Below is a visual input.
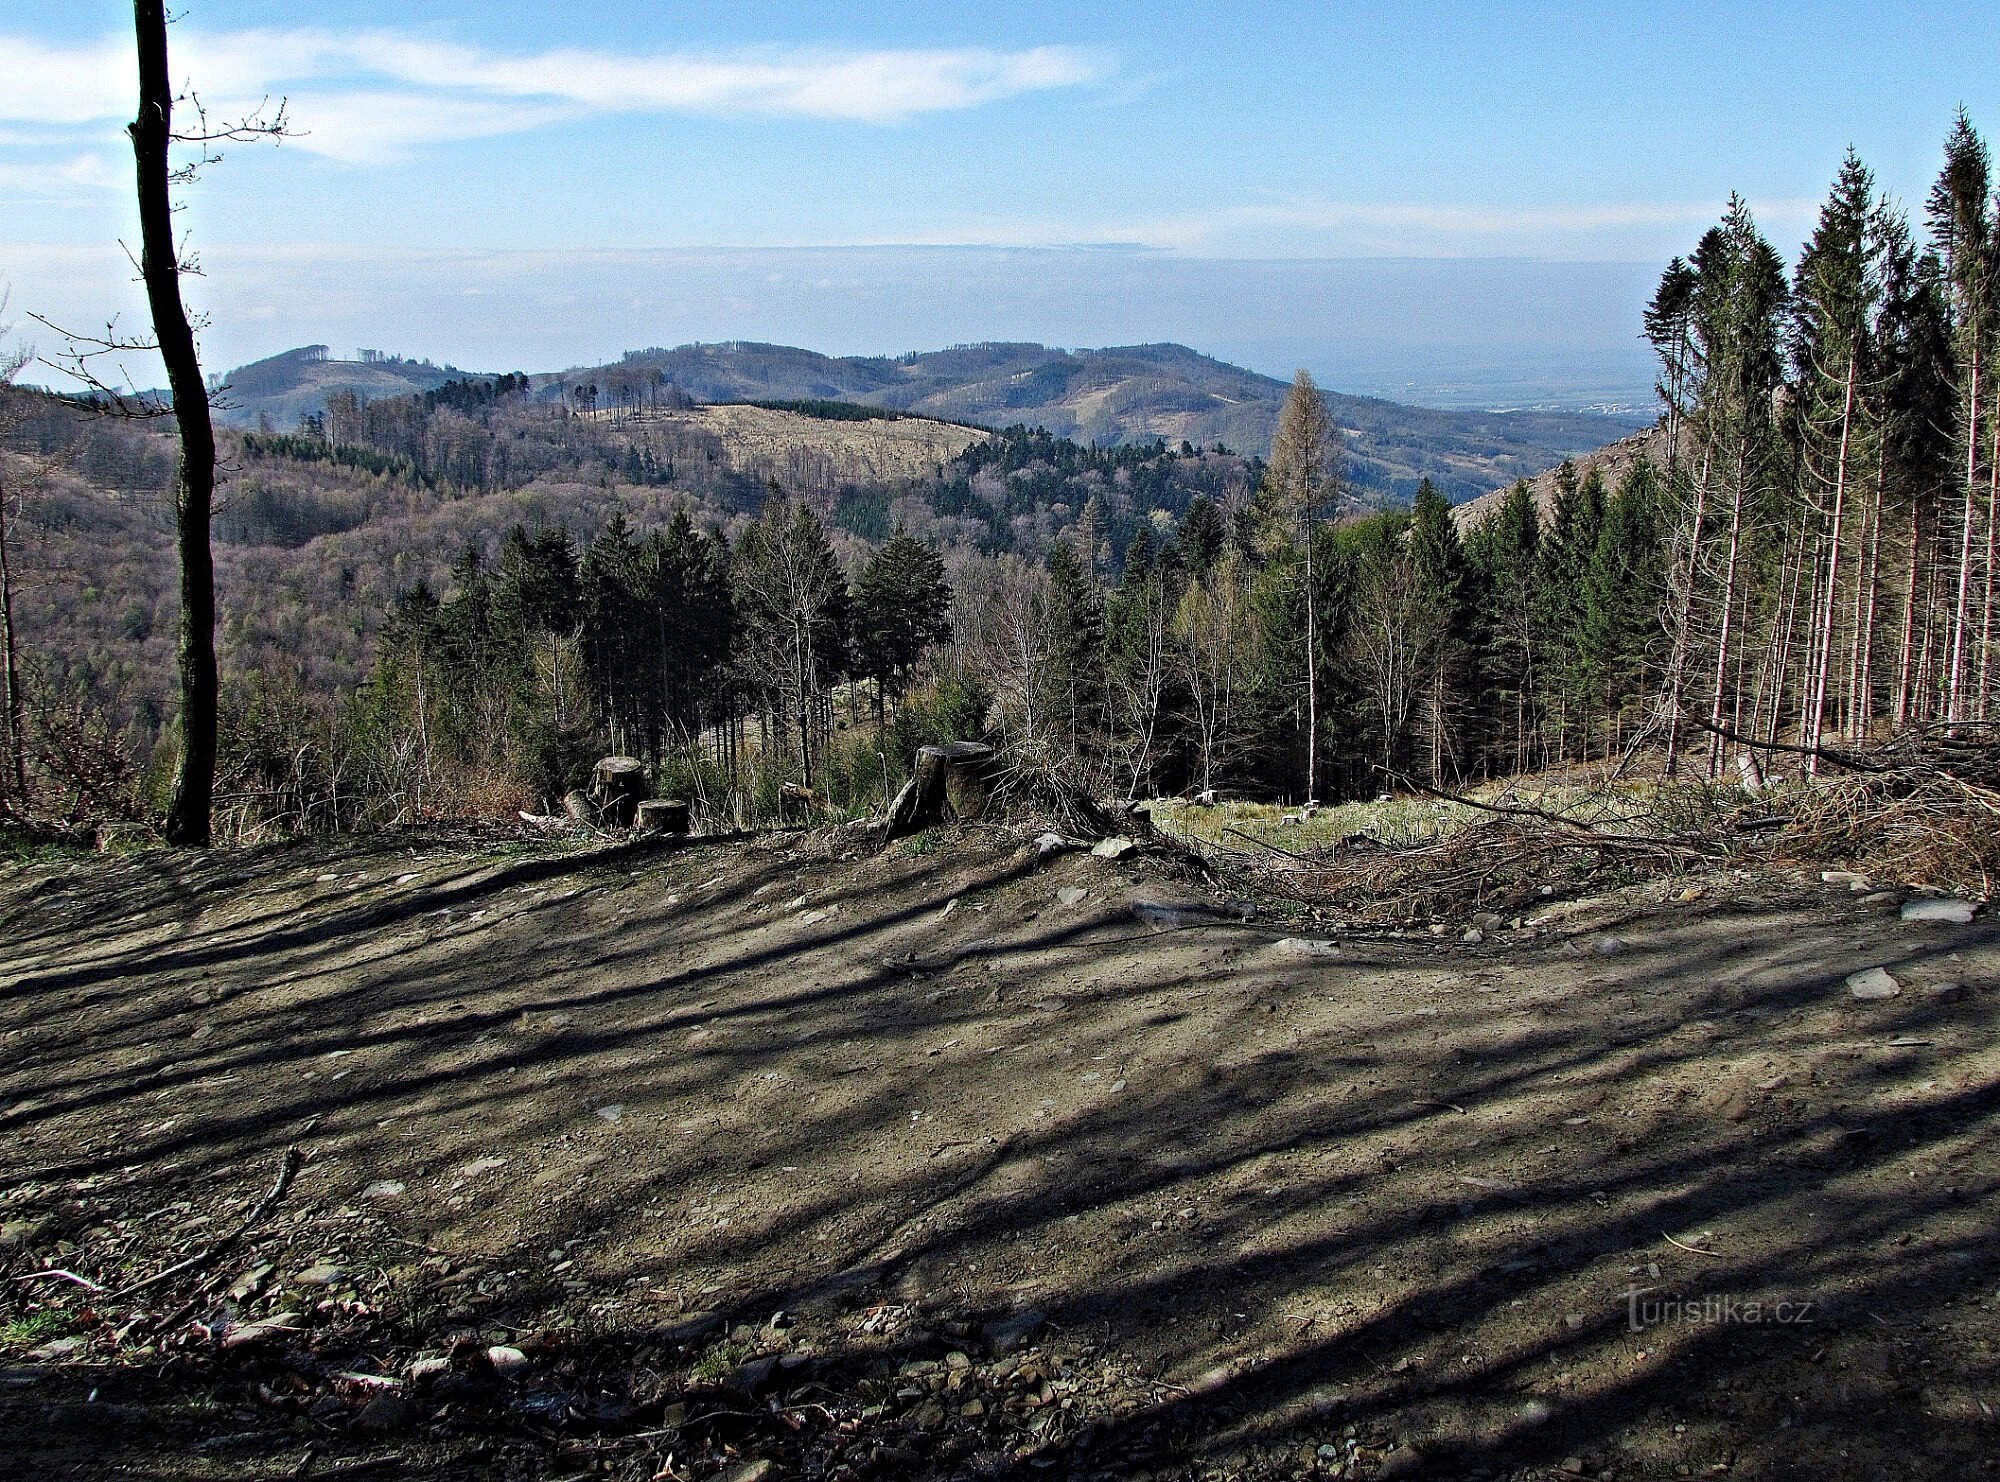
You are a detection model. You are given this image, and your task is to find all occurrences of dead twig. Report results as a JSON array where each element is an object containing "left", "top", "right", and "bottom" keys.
[
  {"left": 111, "top": 1144, "right": 303, "bottom": 1302},
  {"left": 1661, "top": 1230, "right": 1724, "bottom": 1259}
]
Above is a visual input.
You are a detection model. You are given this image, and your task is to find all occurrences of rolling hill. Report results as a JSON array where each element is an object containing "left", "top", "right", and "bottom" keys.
[
  {"left": 214, "top": 339, "right": 1647, "bottom": 506},
  {"left": 214, "top": 346, "right": 472, "bottom": 430}
]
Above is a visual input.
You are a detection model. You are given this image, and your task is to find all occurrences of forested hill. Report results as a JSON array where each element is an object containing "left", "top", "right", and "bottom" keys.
[
  {"left": 216, "top": 346, "right": 469, "bottom": 431},
  {"left": 213, "top": 339, "right": 1641, "bottom": 507}
]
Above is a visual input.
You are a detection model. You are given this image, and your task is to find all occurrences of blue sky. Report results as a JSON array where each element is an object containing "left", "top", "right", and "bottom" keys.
[{"left": 3, "top": 2, "right": 1995, "bottom": 404}]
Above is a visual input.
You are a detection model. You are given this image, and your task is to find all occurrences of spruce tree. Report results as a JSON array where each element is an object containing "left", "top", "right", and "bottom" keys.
[{"left": 854, "top": 532, "right": 953, "bottom": 726}]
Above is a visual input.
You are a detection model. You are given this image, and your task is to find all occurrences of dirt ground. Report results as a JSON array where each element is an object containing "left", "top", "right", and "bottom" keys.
[{"left": 1, "top": 823, "right": 1996, "bottom": 1481}]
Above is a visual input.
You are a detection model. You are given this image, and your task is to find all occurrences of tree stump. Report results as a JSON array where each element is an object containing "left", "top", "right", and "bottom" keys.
[
  {"left": 636, "top": 798, "right": 691, "bottom": 834},
  {"left": 562, "top": 789, "right": 595, "bottom": 824},
  {"left": 589, "top": 756, "right": 648, "bottom": 827},
  {"left": 881, "top": 741, "right": 997, "bottom": 836}
]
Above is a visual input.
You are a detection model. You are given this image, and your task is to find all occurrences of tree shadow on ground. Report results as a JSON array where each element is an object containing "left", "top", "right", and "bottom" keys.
[{"left": 1, "top": 828, "right": 1995, "bottom": 1480}]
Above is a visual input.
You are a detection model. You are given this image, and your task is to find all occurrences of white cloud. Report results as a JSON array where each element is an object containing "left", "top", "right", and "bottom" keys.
[
  {"left": 0, "top": 150, "right": 122, "bottom": 199},
  {"left": 0, "top": 27, "right": 1109, "bottom": 165},
  {"left": 0, "top": 35, "right": 130, "bottom": 125}
]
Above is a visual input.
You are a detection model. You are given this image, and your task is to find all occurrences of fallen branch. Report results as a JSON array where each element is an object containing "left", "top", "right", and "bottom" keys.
[
  {"left": 1391, "top": 772, "right": 1703, "bottom": 854},
  {"left": 1680, "top": 713, "right": 1883, "bottom": 774},
  {"left": 1218, "top": 825, "right": 1311, "bottom": 860},
  {"left": 111, "top": 1144, "right": 303, "bottom": 1302}
]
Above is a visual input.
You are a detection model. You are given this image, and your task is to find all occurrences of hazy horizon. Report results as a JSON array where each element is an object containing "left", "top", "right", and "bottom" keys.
[
  {"left": 5, "top": 3, "right": 1993, "bottom": 417},
  {"left": 10, "top": 245, "right": 1663, "bottom": 416}
]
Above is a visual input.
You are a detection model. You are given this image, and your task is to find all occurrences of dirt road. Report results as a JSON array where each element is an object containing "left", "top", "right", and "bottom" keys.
[{"left": 1, "top": 827, "right": 1995, "bottom": 1479}]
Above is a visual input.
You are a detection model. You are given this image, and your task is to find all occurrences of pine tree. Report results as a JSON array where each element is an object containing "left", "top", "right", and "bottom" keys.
[
  {"left": 1658, "top": 198, "right": 1787, "bottom": 775},
  {"left": 1533, "top": 464, "right": 1606, "bottom": 759},
  {"left": 646, "top": 508, "right": 733, "bottom": 751}
]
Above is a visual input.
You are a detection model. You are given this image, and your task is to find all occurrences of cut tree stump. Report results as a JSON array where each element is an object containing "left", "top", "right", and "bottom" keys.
[
  {"left": 589, "top": 756, "right": 648, "bottom": 827},
  {"left": 881, "top": 742, "right": 997, "bottom": 837},
  {"left": 636, "top": 798, "right": 691, "bottom": 834},
  {"left": 562, "top": 790, "right": 595, "bottom": 824}
]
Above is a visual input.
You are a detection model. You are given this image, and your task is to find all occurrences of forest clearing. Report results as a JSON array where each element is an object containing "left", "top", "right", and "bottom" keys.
[{"left": 2, "top": 814, "right": 1995, "bottom": 1480}]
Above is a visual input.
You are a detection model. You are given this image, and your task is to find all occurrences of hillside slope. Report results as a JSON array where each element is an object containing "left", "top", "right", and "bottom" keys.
[
  {"left": 1450, "top": 422, "right": 1669, "bottom": 532},
  {"left": 1, "top": 828, "right": 1993, "bottom": 1480}
]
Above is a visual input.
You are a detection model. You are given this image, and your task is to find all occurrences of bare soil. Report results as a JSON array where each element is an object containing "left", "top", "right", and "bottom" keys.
[{"left": 1, "top": 826, "right": 1996, "bottom": 1481}]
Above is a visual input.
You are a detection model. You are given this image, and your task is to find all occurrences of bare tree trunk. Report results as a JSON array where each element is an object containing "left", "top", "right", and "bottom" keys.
[
  {"left": 1303, "top": 513, "right": 1318, "bottom": 802},
  {"left": 0, "top": 470, "right": 25, "bottom": 803},
  {"left": 1805, "top": 365, "right": 1855, "bottom": 762},
  {"left": 1946, "top": 340, "right": 1981, "bottom": 721},
  {"left": 1852, "top": 445, "right": 1886, "bottom": 743},
  {"left": 1706, "top": 449, "right": 1748, "bottom": 779},
  {"left": 1757, "top": 501, "right": 1811, "bottom": 743},
  {"left": 131, "top": 0, "right": 218, "bottom": 846},
  {"left": 1662, "top": 443, "right": 1713, "bottom": 776},
  {"left": 1893, "top": 491, "right": 1924, "bottom": 729},
  {"left": 1978, "top": 413, "right": 2000, "bottom": 719}
]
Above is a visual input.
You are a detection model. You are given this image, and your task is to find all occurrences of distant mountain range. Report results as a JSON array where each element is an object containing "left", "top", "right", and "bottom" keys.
[{"left": 212, "top": 339, "right": 1650, "bottom": 505}]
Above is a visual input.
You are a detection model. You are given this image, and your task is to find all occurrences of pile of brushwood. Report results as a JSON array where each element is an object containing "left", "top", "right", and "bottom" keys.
[
  {"left": 1189, "top": 722, "right": 2000, "bottom": 924},
  {"left": 1777, "top": 720, "right": 2000, "bottom": 899}
]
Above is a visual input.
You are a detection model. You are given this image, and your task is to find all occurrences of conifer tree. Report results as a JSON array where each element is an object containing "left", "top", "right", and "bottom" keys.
[
  {"left": 1466, "top": 481, "right": 1542, "bottom": 774},
  {"left": 1928, "top": 111, "right": 1995, "bottom": 720},
  {"left": 854, "top": 531, "right": 953, "bottom": 728},
  {"left": 1407, "top": 479, "right": 1471, "bottom": 780}
]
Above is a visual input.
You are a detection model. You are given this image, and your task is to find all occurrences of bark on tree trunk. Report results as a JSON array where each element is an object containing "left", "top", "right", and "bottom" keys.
[
  {"left": 131, "top": 0, "right": 218, "bottom": 847},
  {"left": 0, "top": 470, "right": 25, "bottom": 804}
]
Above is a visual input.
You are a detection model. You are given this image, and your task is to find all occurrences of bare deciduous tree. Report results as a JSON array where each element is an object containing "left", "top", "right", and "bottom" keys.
[{"left": 1265, "top": 369, "right": 1341, "bottom": 802}]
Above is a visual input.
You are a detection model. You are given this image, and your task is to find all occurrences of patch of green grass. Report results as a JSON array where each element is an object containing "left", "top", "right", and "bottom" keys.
[
  {"left": 690, "top": 1338, "right": 754, "bottom": 1382},
  {"left": 897, "top": 830, "right": 941, "bottom": 858},
  {"left": 1153, "top": 796, "right": 1472, "bottom": 853},
  {"left": 0, "top": 1311, "right": 65, "bottom": 1347}
]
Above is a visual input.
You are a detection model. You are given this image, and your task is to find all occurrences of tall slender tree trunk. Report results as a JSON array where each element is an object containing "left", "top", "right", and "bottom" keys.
[
  {"left": 1852, "top": 445, "right": 1887, "bottom": 742},
  {"left": 1759, "top": 504, "right": 1811, "bottom": 743},
  {"left": 1978, "top": 413, "right": 2000, "bottom": 718},
  {"left": 0, "top": 472, "right": 25, "bottom": 804},
  {"left": 1706, "top": 448, "right": 1748, "bottom": 778},
  {"left": 1946, "top": 341, "right": 1981, "bottom": 720},
  {"left": 1894, "top": 493, "right": 1924, "bottom": 728},
  {"left": 1805, "top": 357, "right": 1858, "bottom": 762},
  {"left": 1663, "top": 443, "right": 1713, "bottom": 775},
  {"left": 131, "top": 0, "right": 219, "bottom": 846},
  {"left": 1303, "top": 512, "right": 1318, "bottom": 802}
]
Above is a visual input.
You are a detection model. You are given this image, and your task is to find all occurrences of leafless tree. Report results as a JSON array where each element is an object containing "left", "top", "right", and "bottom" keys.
[
  {"left": 31, "top": 2, "right": 289, "bottom": 844},
  {"left": 1265, "top": 369, "right": 1342, "bottom": 802}
]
